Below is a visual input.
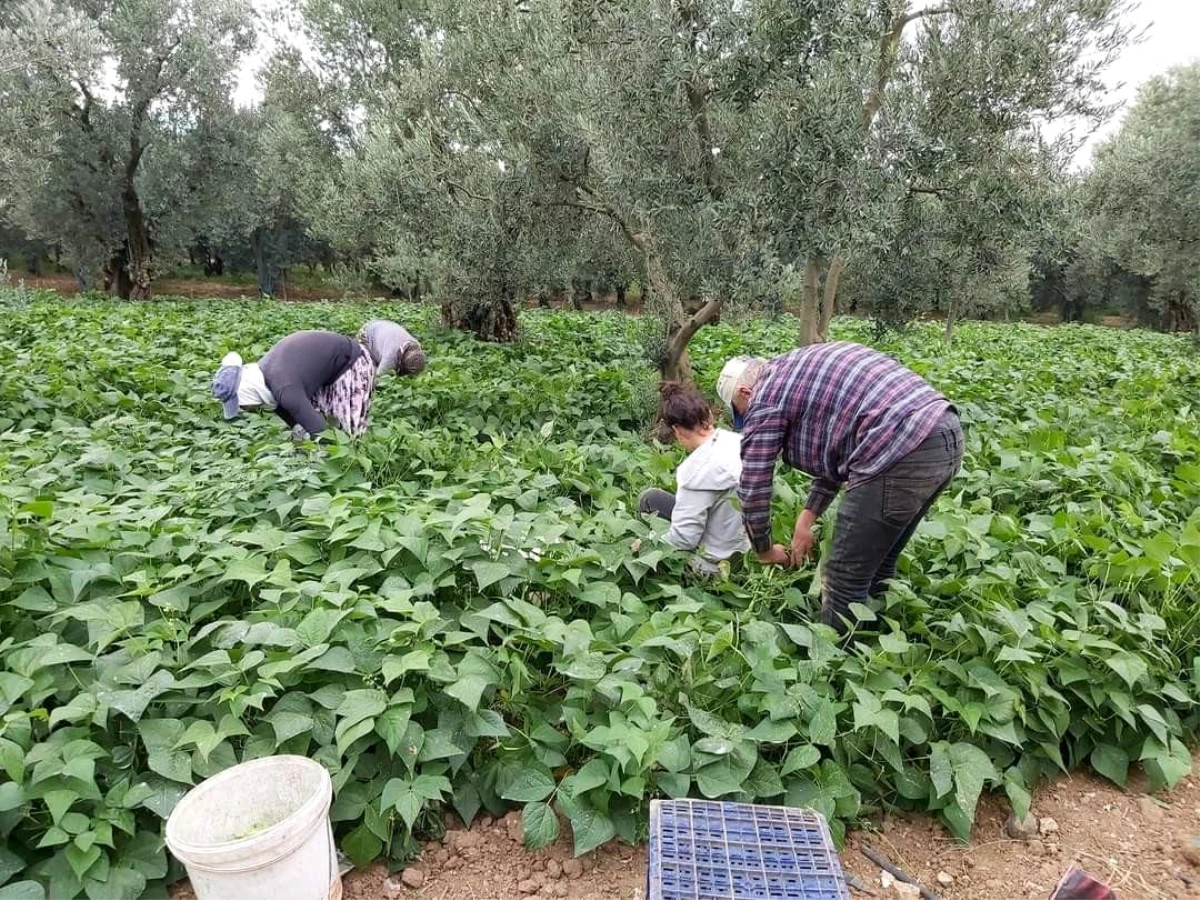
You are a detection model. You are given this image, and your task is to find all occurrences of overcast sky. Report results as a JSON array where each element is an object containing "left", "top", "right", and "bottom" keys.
[
  {"left": 233, "top": 0, "right": 1199, "bottom": 169},
  {"left": 1072, "top": 0, "right": 1200, "bottom": 165}
]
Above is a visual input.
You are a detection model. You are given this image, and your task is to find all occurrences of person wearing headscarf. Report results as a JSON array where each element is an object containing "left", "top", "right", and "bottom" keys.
[
  {"left": 357, "top": 319, "right": 427, "bottom": 377},
  {"left": 210, "top": 330, "right": 376, "bottom": 439}
]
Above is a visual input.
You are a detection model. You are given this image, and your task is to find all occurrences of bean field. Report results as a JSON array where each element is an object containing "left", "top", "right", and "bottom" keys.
[{"left": 1, "top": 298, "right": 1198, "bottom": 899}]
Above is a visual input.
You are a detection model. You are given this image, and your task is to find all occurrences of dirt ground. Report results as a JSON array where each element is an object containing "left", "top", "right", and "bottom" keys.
[
  {"left": 324, "top": 753, "right": 1200, "bottom": 900},
  {"left": 18, "top": 273, "right": 358, "bottom": 302}
]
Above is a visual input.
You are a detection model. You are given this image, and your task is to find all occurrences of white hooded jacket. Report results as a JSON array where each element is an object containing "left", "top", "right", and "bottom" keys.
[{"left": 664, "top": 429, "right": 751, "bottom": 570}]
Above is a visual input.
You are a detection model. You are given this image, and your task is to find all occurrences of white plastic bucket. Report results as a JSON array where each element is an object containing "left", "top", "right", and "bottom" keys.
[{"left": 165, "top": 755, "right": 341, "bottom": 900}]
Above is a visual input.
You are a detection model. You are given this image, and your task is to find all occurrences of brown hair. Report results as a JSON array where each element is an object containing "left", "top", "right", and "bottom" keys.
[{"left": 659, "top": 381, "right": 713, "bottom": 430}]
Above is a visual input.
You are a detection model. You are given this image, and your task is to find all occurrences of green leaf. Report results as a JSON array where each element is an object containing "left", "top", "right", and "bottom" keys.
[
  {"left": 452, "top": 780, "right": 482, "bottom": 826},
  {"left": 43, "top": 787, "right": 78, "bottom": 825},
  {"left": 1090, "top": 744, "right": 1129, "bottom": 787},
  {"left": 1003, "top": 768, "right": 1032, "bottom": 822},
  {"left": 418, "top": 727, "right": 468, "bottom": 762},
  {"left": 341, "top": 823, "right": 383, "bottom": 869},
  {"left": 0, "top": 883, "right": 45, "bottom": 900},
  {"left": 852, "top": 702, "right": 899, "bottom": 744},
  {"left": 745, "top": 719, "right": 796, "bottom": 743},
  {"left": 565, "top": 759, "right": 609, "bottom": 796},
  {"left": 221, "top": 556, "right": 269, "bottom": 588},
  {"left": 567, "top": 804, "right": 616, "bottom": 856},
  {"left": 695, "top": 741, "right": 757, "bottom": 798},
  {"left": 376, "top": 707, "right": 413, "bottom": 756},
  {"left": 501, "top": 765, "right": 556, "bottom": 803},
  {"left": 396, "top": 721, "right": 424, "bottom": 772},
  {"left": 381, "top": 649, "right": 432, "bottom": 683},
  {"left": 744, "top": 760, "right": 785, "bottom": 798},
  {"left": 335, "top": 690, "right": 387, "bottom": 730},
  {"left": 1, "top": 782, "right": 29, "bottom": 814},
  {"left": 1105, "top": 653, "right": 1148, "bottom": 688},
  {"left": 383, "top": 774, "right": 452, "bottom": 831},
  {"left": 523, "top": 801, "right": 559, "bottom": 850},
  {"left": 878, "top": 632, "right": 910, "bottom": 654},
  {"left": 471, "top": 561, "right": 510, "bottom": 590},
  {"left": 929, "top": 742, "right": 953, "bottom": 799},
  {"left": 89, "top": 866, "right": 144, "bottom": 900},
  {"left": 0, "top": 847, "right": 26, "bottom": 886},
  {"left": 807, "top": 699, "right": 838, "bottom": 747},
  {"left": 949, "top": 742, "right": 998, "bottom": 823},
  {"left": 0, "top": 739, "right": 25, "bottom": 783},
  {"left": 335, "top": 718, "right": 376, "bottom": 757},
  {"left": 446, "top": 674, "right": 490, "bottom": 711},
  {"left": 1143, "top": 737, "right": 1192, "bottom": 790},
  {"left": 65, "top": 844, "right": 101, "bottom": 881},
  {"left": 657, "top": 735, "right": 691, "bottom": 773},
  {"left": 780, "top": 745, "right": 821, "bottom": 777},
  {"left": 269, "top": 712, "right": 314, "bottom": 745}
]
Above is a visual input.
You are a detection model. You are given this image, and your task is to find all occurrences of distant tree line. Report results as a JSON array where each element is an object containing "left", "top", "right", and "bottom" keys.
[{"left": 2, "top": 0, "right": 1195, "bottom": 373}]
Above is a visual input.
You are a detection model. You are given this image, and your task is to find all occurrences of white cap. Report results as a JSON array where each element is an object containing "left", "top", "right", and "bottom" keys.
[
  {"left": 716, "top": 355, "right": 761, "bottom": 408},
  {"left": 220, "top": 351, "right": 243, "bottom": 368}
]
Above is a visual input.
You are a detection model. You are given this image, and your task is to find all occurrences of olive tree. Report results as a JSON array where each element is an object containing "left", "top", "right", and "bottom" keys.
[
  {"left": 746, "top": 0, "right": 1131, "bottom": 343},
  {"left": 1084, "top": 63, "right": 1200, "bottom": 338},
  {"left": 0, "top": 0, "right": 253, "bottom": 298},
  {"left": 293, "top": 0, "right": 760, "bottom": 361}
]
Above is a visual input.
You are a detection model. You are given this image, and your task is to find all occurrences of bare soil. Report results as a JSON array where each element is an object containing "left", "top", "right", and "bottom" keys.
[
  {"left": 316, "top": 754, "right": 1200, "bottom": 900},
  {"left": 18, "top": 273, "right": 364, "bottom": 302}
]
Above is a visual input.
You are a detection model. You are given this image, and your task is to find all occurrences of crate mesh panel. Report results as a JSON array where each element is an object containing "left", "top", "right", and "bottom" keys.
[{"left": 648, "top": 800, "right": 850, "bottom": 900}]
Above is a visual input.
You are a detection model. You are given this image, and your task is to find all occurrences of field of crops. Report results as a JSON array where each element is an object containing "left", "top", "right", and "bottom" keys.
[{"left": 1, "top": 297, "right": 1198, "bottom": 899}]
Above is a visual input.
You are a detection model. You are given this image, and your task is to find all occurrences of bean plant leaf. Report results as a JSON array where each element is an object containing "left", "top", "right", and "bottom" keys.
[
  {"left": 501, "top": 765, "right": 556, "bottom": 803},
  {"left": 1105, "top": 653, "right": 1148, "bottom": 688},
  {"left": 341, "top": 824, "right": 382, "bottom": 869},
  {"left": 0, "top": 783, "right": 28, "bottom": 814},
  {"left": 0, "top": 848, "right": 26, "bottom": 886},
  {"left": 949, "top": 742, "right": 998, "bottom": 823},
  {"left": 929, "top": 742, "right": 953, "bottom": 799},
  {"left": 446, "top": 674, "right": 490, "bottom": 711},
  {"left": 567, "top": 804, "right": 616, "bottom": 857},
  {"left": 522, "top": 801, "right": 559, "bottom": 850},
  {"left": 471, "top": 562, "right": 510, "bottom": 590},
  {"left": 1089, "top": 744, "right": 1129, "bottom": 787}
]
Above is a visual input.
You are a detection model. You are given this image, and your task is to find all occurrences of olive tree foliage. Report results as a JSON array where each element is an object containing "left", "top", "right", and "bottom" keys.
[
  {"left": 297, "top": 0, "right": 770, "bottom": 364},
  {"left": 768, "top": 0, "right": 1133, "bottom": 343},
  {"left": 1084, "top": 63, "right": 1200, "bottom": 338},
  {"left": 0, "top": 0, "right": 253, "bottom": 298}
]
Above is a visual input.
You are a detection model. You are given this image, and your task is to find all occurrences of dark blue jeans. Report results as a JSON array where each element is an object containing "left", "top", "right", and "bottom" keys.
[{"left": 821, "top": 411, "right": 963, "bottom": 634}]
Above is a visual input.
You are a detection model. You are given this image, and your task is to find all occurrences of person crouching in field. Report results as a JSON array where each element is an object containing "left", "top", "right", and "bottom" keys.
[
  {"left": 716, "top": 346, "right": 963, "bottom": 635},
  {"left": 357, "top": 319, "right": 427, "bottom": 377},
  {"left": 211, "top": 330, "right": 376, "bottom": 439},
  {"left": 638, "top": 382, "right": 751, "bottom": 574}
]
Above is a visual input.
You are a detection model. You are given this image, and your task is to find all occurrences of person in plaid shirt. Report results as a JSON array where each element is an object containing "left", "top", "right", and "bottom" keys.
[{"left": 716, "top": 343, "right": 963, "bottom": 635}]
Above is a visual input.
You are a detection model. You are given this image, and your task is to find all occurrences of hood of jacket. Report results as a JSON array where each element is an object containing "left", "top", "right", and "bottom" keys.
[{"left": 676, "top": 429, "right": 743, "bottom": 491}]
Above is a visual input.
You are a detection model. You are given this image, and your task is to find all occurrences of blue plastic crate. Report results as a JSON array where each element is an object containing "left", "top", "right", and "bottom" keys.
[{"left": 647, "top": 799, "right": 850, "bottom": 900}]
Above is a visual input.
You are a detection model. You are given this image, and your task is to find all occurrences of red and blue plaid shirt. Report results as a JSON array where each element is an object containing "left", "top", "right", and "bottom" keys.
[{"left": 738, "top": 342, "right": 952, "bottom": 552}]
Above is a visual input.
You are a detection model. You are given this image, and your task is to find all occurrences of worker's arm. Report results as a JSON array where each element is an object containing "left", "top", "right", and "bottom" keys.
[
  {"left": 273, "top": 384, "right": 327, "bottom": 436},
  {"left": 804, "top": 477, "right": 841, "bottom": 519},
  {"left": 738, "top": 404, "right": 787, "bottom": 555}
]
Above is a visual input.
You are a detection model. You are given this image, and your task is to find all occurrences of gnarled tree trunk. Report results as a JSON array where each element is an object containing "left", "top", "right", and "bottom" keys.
[
  {"left": 800, "top": 254, "right": 845, "bottom": 345},
  {"left": 122, "top": 175, "right": 152, "bottom": 301},
  {"left": 444, "top": 295, "right": 519, "bottom": 342},
  {"left": 944, "top": 296, "right": 957, "bottom": 344},
  {"left": 818, "top": 253, "right": 845, "bottom": 342},
  {"left": 104, "top": 245, "right": 132, "bottom": 299},
  {"left": 798, "top": 256, "right": 823, "bottom": 345}
]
